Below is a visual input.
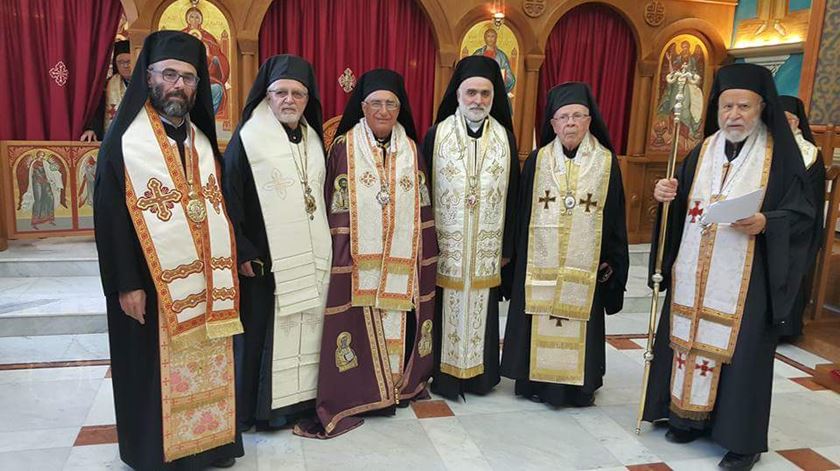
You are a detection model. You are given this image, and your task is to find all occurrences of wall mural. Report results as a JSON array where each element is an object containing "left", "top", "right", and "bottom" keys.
[
  {"left": 461, "top": 21, "right": 520, "bottom": 108},
  {"left": 158, "top": 0, "right": 234, "bottom": 140},
  {"left": 2, "top": 143, "right": 100, "bottom": 236},
  {"left": 647, "top": 34, "right": 709, "bottom": 156}
]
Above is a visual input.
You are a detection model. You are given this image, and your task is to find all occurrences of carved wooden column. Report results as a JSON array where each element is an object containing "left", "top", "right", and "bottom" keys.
[
  {"left": 433, "top": 47, "right": 458, "bottom": 119},
  {"left": 624, "top": 59, "right": 657, "bottom": 243},
  {"left": 238, "top": 37, "right": 259, "bottom": 107},
  {"left": 517, "top": 53, "right": 545, "bottom": 162}
]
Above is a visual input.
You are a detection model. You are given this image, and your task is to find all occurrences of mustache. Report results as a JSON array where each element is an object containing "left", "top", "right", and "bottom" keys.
[{"left": 165, "top": 90, "right": 188, "bottom": 101}]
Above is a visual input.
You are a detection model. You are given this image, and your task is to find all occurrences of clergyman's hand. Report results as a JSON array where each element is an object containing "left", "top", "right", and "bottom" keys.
[
  {"left": 119, "top": 289, "right": 146, "bottom": 325},
  {"left": 502, "top": 258, "right": 510, "bottom": 267},
  {"left": 731, "top": 212, "right": 766, "bottom": 236},
  {"left": 653, "top": 178, "right": 678, "bottom": 203},
  {"left": 240, "top": 261, "right": 256, "bottom": 277},
  {"left": 80, "top": 130, "right": 97, "bottom": 142}
]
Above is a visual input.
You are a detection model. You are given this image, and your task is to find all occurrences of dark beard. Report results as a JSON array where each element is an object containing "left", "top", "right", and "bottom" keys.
[{"left": 149, "top": 83, "right": 194, "bottom": 119}]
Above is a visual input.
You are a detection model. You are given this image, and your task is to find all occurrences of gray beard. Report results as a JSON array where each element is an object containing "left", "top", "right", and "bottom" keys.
[{"left": 150, "top": 84, "right": 193, "bottom": 119}]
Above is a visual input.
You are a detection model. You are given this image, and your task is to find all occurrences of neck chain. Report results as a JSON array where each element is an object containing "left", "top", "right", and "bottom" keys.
[
  {"left": 455, "top": 113, "right": 491, "bottom": 210},
  {"left": 361, "top": 120, "right": 394, "bottom": 207},
  {"left": 287, "top": 124, "right": 316, "bottom": 219},
  {"left": 182, "top": 122, "right": 207, "bottom": 224},
  {"left": 551, "top": 139, "right": 578, "bottom": 215}
]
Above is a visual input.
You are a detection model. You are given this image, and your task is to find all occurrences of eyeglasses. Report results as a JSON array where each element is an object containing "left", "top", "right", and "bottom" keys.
[
  {"left": 364, "top": 99, "right": 400, "bottom": 111},
  {"left": 267, "top": 89, "right": 308, "bottom": 101},
  {"left": 147, "top": 68, "right": 199, "bottom": 87},
  {"left": 553, "top": 113, "right": 590, "bottom": 123},
  {"left": 720, "top": 102, "right": 763, "bottom": 113},
  {"left": 116, "top": 59, "right": 131, "bottom": 67}
]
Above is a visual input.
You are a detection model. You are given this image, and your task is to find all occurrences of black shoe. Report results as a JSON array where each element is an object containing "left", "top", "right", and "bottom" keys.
[
  {"left": 665, "top": 426, "right": 702, "bottom": 444},
  {"left": 210, "top": 457, "right": 236, "bottom": 468},
  {"left": 719, "top": 452, "right": 760, "bottom": 470},
  {"left": 527, "top": 394, "right": 544, "bottom": 403}
]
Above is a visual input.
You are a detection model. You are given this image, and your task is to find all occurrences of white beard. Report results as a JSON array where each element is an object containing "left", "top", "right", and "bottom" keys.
[
  {"left": 720, "top": 120, "right": 758, "bottom": 143},
  {"left": 459, "top": 103, "right": 490, "bottom": 124}
]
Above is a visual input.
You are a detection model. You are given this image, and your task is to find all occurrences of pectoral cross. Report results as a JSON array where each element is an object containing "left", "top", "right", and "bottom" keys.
[
  {"left": 539, "top": 190, "right": 556, "bottom": 210},
  {"left": 579, "top": 193, "right": 598, "bottom": 212}
]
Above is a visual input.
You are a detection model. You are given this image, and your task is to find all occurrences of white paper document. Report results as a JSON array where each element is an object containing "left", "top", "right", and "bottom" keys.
[{"left": 700, "top": 189, "right": 764, "bottom": 224}]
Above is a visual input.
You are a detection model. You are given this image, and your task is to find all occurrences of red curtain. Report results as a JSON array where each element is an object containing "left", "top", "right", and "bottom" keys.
[
  {"left": 0, "top": 0, "right": 122, "bottom": 141},
  {"left": 536, "top": 4, "right": 637, "bottom": 154},
  {"left": 259, "top": 0, "right": 437, "bottom": 135}
]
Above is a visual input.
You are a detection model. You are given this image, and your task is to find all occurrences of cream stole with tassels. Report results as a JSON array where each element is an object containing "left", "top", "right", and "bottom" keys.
[{"left": 239, "top": 99, "right": 332, "bottom": 409}]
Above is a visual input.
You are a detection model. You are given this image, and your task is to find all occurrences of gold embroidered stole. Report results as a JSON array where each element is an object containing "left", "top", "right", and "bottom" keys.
[
  {"left": 104, "top": 74, "right": 126, "bottom": 132},
  {"left": 347, "top": 121, "right": 421, "bottom": 311},
  {"left": 669, "top": 126, "right": 772, "bottom": 420},
  {"left": 433, "top": 112, "right": 510, "bottom": 379},
  {"left": 525, "top": 134, "right": 611, "bottom": 385},
  {"left": 122, "top": 102, "right": 240, "bottom": 461},
  {"left": 239, "top": 100, "right": 332, "bottom": 409}
]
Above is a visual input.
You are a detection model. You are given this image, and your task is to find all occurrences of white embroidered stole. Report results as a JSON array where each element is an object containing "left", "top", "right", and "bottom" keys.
[
  {"left": 241, "top": 100, "right": 332, "bottom": 315},
  {"left": 525, "top": 133, "right": 611, "bottom": 385},
  {"left": 433, "top": 112, "right": 509, "bottom": 378},
  {"left": 239, "top": 100, "right": 332, "bottom": 408},
  {"left": 122, "top": 102, "right": 240, "bottom": 461},
  {"left": 669, "top": 125, "right": 773, "bottom": 419},
  {"left": 348, "top": 121, "right": 421, "bottom": 311},
  {"left": 433, "top": 112, "right": 510, "bottom": 289},
  {"left": 104, "top": 74, "right": 126, "bottom": 132}
]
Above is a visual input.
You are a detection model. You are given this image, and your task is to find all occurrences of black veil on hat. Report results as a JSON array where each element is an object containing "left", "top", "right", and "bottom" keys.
[
  {"left": 102, "top": 31, "right": 217, "bottom": 156},
  {"left": 702, "top": 63, "right": 804, "bottom": 179},
  {"left": 335, "top": 68, "right": 418, "bottom": 141},
  {"left": 539, "top": 82, "right": 614, "bottom": 153},
  {"left": 703, "top": 63, "right": 787, "bottom": 139},
  {"left": 435, "top": 56, "right": 513, "bottom": 133},
  {"left": 111, "top": 40, "right": 130, "bottom": 75},
  {"left": 779, "top": 95, "right": 815, "bottom": 144},
  {"left": 98, "top": 30, "right": 218, "bottom": 188},
  {"left": 238, "top": 54, "right": 324, "bottom": 142}
]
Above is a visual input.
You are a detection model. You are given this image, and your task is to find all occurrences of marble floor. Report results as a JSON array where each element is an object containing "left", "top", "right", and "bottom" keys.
[{"left": 1, "top": 332, "right": 838, "bottom": 471}]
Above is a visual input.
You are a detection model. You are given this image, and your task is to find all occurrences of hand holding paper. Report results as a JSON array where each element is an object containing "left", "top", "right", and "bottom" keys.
[{"left": 700, "top": 189, "right": 764, "bottom": 225}]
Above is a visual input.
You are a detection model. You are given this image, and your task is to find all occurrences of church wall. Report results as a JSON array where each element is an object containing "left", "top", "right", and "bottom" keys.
[{"left": 0, "top": 0, "right": 748, "bottom": 250}]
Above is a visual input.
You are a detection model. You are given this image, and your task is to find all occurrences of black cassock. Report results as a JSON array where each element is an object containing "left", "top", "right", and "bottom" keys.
[
  {"left": 421, "top": 123, "right": 519, "bottom": 400},
  {"left": 500, "top": 147, "right": 629, "bottom": 406},
  {"left": 641, "top": 141, "right": 814, "bottom": 455},
  {"left": 93, "top": 122, "right": 243, "bottom": 471},
  {"left": 784, "top": 151, "right": 826, "bottom": 339},
  {"left": 222, "top": 125, "right": 316, "bottom": 429}
]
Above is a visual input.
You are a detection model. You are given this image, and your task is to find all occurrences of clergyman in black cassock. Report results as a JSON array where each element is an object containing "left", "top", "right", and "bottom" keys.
[
  {"left": 422, "top": 56, "right": 518, "bottom": 400},
  {"left": 642, "top": 63, "right": 815, "bottom": 470},
  {"left": 223, "top": 55, "right": 331, "bottom": 431},
  {"left": 93, "top": 31, "right": 244, "bottom": 470},
  {"left": 778, "top": 95, "right": 825, "bottom": 340},
  {"left": 500, "top": 82, "right": 629, "bottom": 407}
]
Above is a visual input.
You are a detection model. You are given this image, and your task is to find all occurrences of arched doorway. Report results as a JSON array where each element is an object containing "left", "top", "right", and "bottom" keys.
[
  {"left": 259, "top": 0, "right": 438, "bottom": 136},
  {"left": 535, "top": 4, "right": 638, "bottom": 154}
]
